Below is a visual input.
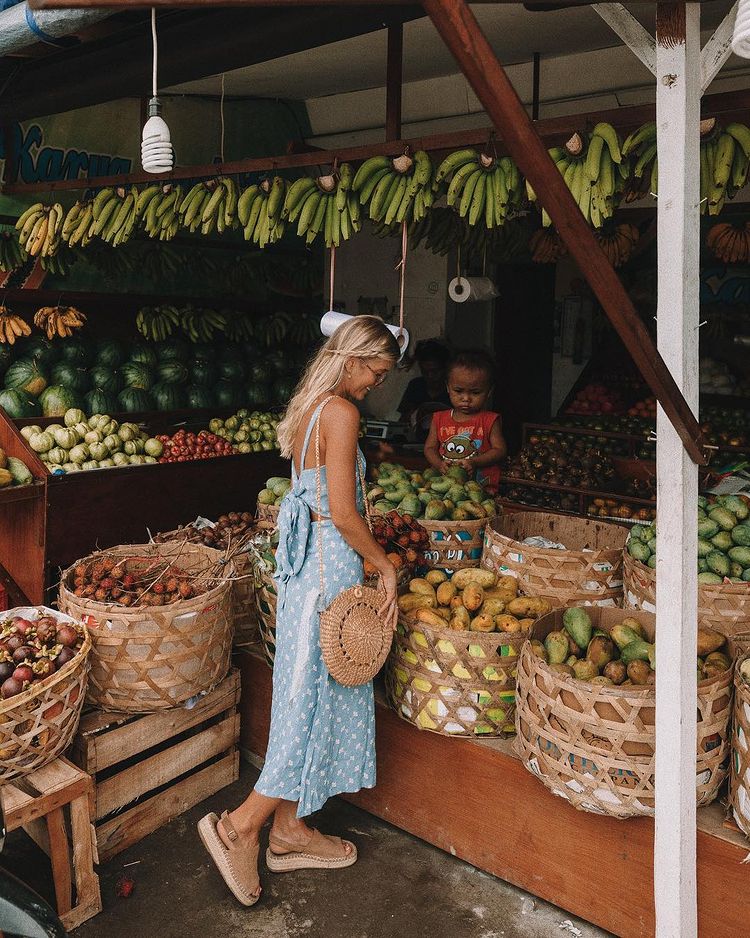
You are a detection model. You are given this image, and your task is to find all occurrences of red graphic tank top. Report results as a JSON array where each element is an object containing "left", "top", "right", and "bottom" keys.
[{"left": 432, "top": 409, "right": 501, "bottom": 488}]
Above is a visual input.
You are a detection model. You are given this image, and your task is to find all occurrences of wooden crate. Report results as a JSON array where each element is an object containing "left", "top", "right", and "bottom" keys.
[
  {"left": 69, "top": 669, "right": 240, "bottom": 862},
  {"left": 1, "top": 757, "right": 102, "bottom": 931}
]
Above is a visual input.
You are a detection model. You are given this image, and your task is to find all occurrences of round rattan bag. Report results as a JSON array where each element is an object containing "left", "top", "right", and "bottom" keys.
[{"left": 314, "top": 397, "right": 393, "bottom": 687}]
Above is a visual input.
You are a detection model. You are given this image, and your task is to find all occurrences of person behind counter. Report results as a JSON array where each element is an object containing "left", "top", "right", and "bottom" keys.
[
  {"left": 424, "top": 348, "right": 507, "bottom": 489},
  {"left": 397, "top": 339, "right": 451, "bottom": 423}
]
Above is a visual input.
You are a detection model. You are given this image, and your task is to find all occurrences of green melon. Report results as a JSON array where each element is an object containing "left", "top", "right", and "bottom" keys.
[{"left": 3, "top": 359, "right": 48, "bottom": 397}]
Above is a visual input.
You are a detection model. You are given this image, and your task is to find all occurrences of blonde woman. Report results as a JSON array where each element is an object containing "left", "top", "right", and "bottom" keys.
[{"left": 199, "top": 316, "right": 400, "bottom": 906}]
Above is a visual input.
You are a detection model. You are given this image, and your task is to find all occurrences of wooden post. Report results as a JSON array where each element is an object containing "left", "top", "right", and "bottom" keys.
[
  {"left": 386, "top": 22, "right": 403, "bottom": 141},
  {"left": 654, "top": 4, "right": 700, "bottom": 936},
  {"left": 422, "top": 0, "right": 705, "bottom": 465}
]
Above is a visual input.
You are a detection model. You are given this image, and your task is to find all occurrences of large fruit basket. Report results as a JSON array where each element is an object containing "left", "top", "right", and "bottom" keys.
[
  {"left": 515, "top": 607, "right": 733, "bottom": 818},
  {"left": 624, "top": 550, "right": 750, "bottom": 639},
  {"left": 58, "top": 542, "right": 234, "bottom": 713},
  {"left": 256, "top": 502, "right": 281, "bottom": 525},
  {"left": 0, "top": 607, "right": 91, "bottom": 782},
  {"left": 419, "top": 517, "right": 487, "bottom": 572},
  {"left": 730, "top": 654, "right": 750, "bottom": 838},
  {"left": 251, "top": 544, "right": 278, "bottom": 667},
  {"left": 482, "top": 512, "right": 627, "bottom": 607}
]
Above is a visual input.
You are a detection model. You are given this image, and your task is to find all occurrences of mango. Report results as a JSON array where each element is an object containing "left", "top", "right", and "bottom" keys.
[
  {"left": 621, "top": 617, "right": 646, "bottom": 639},
  {"left": 529, "top": 640, "right": 547, "bottom": 661},
  {"left": 452, "top": 568, "right": 497, "bottom": 590},
  {"left": 463, "top": 583, "right": 485, "bottom": 612},
  {"left": 508, "top": 597, "right": 551, "bottom": 619},
  {"left": 436, "top": 582, "right": 457, "bottom": 607},
  {"left": 496, "top": 575, "right": 519, "bottom": 594},
  {"left": 480, "top": 598, "right": 505, "bottom": 618},
  {"left": 416, "top": 608, "right": 448, "bottom": 629},
  {"left": 697, "top": 626, "right": 726, "bottom": 657},
  {"left": 398, "top": 593, "right": 437, "bottom": 613},
  {"left": 566, "top": 655, "right": 578, "bottom": 667},
  {"left": 425, "top": 570, "right": 448, "bottom": 586},
  {"left": 545, "top": 630, "right": 570, "bottom": 665},
  {"left": 591, "top": 676, "right": 614, "bottom": 686},
  {"left": 450, "top": 595, "right": 465, "bottom": 610},
  {"left": 450, "top": 605, "right": 471, "bottom": 630},
  {"left": 549, "top": 663, "right": 574, "bottom": 677},
  {"left": 409, "top": 578, "right": 436, "bottom": 598},
  {"left": 0, "top": 468, "right": 12, "bottom": 488},
  {"left": 705, "top": 651, "right": 732, "bottom": 672},
  {"left": 470, "top": 613, "right": 495, "bottom": 633},
  {"left": 518, "top": 618, "right": 534, "bottom": 630},
  {"left": 611, "top": 623, "right": 642, "bottom": 651},
  {"left": 604, "top": 660, "right": 627, "bottom": 685},
  {"left": 586, "top": 635, "right": 615, "bottom": 670},
  {"left": 627, "top": 660, "right": 652, "bottom": 685},
  {"left": 562, "top": 607, "right": 592, "bottom": 650},
  {"left": 573, "top": 659, "right": 599, "bottom": 682},
  {"left": 621, "top": 640, "right": 654, "bottom": 665},
  {"left": 495, "top": 614, "right": 522, "bottom": 633}
]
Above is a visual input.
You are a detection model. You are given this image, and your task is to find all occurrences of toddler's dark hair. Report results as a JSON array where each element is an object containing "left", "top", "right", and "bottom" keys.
[{"left": 448, "top": 349, "right": 496, "bottom": 384}]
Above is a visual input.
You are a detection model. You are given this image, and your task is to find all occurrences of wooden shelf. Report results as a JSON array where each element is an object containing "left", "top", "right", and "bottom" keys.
[{"left": 0, "top": 481, "right": 45, "bottom": 505}]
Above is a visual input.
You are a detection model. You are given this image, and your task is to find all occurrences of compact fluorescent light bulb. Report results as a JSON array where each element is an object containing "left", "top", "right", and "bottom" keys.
[
  {"left": 141, "top": 97, "right": 174, "bottom": 174},
  {"left": 732, "top": 0, "right": 750, "bottom": 58}
]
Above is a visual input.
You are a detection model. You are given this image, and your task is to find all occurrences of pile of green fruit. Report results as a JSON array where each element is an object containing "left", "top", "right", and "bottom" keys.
[
  {"left": 627, "top": 494, "right": 750, "bottom": 583},
  {"left": 257, "top": 476, "right": 292, "bottom": 507},
  {"left": 531, "top": 607, "right": 731, "bottom": 686},
  {"left": 0, "top": 447, "right": 33, "bottom": 488},
  {"left": 21, "top": 408, "right": 163, "bottom": 473},
  {"left": 367, "top": 462, "right": 496, "bottom": 521},
  {"left": 207, "top": 410, "right": 279, "bottom": 453}
]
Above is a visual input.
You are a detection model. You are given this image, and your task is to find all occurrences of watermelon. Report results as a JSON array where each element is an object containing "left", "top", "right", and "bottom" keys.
[
  {"left": 0, "top": 388, "right": 41, "bottom": 419},
  {"left": 117, "top": 388, "right": 154, "bottom": 413},
  {"left": 218, "top": 360, "right": 245, "bottom": 382},
  {"left": 192, "top": 343, "right": 216, "bottom": 363},
  {"left": 156, "top": 361, "right": 189, "bottom": 386},
  {"left": 51, "top": 362, "right": 90, "bottom": 393},
  {"left": 190, "top": 361, "right": 218, "bottom": 387},
  {"left": 39, "top": 385, "right": 83, "bottom": 417},
  {"left": 271, "top": 378, "right": 296, "bottom": 403},
  {"left": 129, "top": 343, "right": 158, "bottom": 369},
  {"left": 59, "top": 337, "right": 94, "bottom": 366},
  {"left": 151, "top": 382, "right": 186, "bottom": 411},
  {"left": 95, "top": 338, "right": 125, "bottom": 368},
  {"left": 185, "top": 385, "right": 214, "bottom": 409},
  {"left": 245, "top": 382, "right": 270, "bottom": 407},
  {"left": 21, "top": 336, "right": 59, "bottom": 368},
  {"left": 219, "top": 345, "right": 244, "bottom": 365},
  {"left": 3, "top": 359, "right": 48, "bottom": 397},
  {"left": 214, "top": 380, "right": 244, "bottom": 408},
  {"left": 158, "top": 338, "right": 190, "bottom": 363},
  {"left": 85, "top": 389, "right": 119, "bottom": 414},
  {"left": 89, "top": 365, "right": 124, "bottom": 395},
  {"left": 248, "top": 361, "right": 272, "bottom": 385},
  {"left": 121, "top": 361, "right": 155, "bottom": 391}
]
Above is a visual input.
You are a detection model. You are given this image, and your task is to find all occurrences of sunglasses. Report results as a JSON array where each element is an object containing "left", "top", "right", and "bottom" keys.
[{"left": 362, "top": 362, "right": 389, "bottom": 386}]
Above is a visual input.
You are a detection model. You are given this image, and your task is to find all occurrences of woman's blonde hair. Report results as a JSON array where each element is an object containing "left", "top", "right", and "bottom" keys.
[{"left": 277, "top": 315, "right": 400, "bottom": 458}]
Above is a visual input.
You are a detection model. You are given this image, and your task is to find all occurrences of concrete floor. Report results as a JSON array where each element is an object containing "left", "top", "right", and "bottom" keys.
[{"left": 6, "top": 762, "right": 608, "bottom": 938}]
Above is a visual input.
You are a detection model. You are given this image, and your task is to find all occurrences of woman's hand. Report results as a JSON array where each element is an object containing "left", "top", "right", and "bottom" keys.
[{"left": 378, "top": 562, "right": 399, "bottom": 633}]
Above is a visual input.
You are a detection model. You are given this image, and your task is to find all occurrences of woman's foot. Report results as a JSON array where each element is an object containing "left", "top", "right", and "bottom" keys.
[
  {"left": 269, "top": 821, "right": 353, "bottom": 859},
  {"left": 198, "top": 811, "right": 262, "bottom": 905},
  {"left": 266, "top": 827, "right": 357, "bottom": 872}
]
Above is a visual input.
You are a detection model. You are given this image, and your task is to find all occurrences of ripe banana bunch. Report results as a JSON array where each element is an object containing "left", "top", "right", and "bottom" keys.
[
  {"left": 238, "top": 176, "right": 286, "bottom": 246},
  {"left": 180, "top": 178, "right": 238, "bottom": 235},
  {"left": 33, "top": 305, "right": 86, "bottom": 340},
  {"left": 622, "top": 121, "right": 657, "bottom": 203},
  {"left": 528, "top": 124, "right": 624, "bottom": 228},
  {"left": 594, "top": 222, "right": 640, "bottom": 268},
  {"left": 706, "top": 221, "right": 750, "bottom": 264},
  {"left": 437, "top": 149, "right": 523, "bottom": 228},
  {"left": 285, "top": 166, "right": 362, "bottom": 247},
  {"left": 529, "top": 229, "right": 568, "bottom": 264},
  {"left": 353, "top": 151, "right": 434, "bottom": 225},
  {"left": 0, "top": 232, "right": 27, "bottom": 273},
  {"left": 180, "top": 305, "right": 227, "bottom": 343},
  {"left": 15, "top": 202, "right": 65, "bottom": 257},
  {"left": 224, "top": 311, "right": 255, "bottom": 343},
  {"left": 140, "top": 184, "right": 184, "bottom": 240},
  {"left": 702, "top": 122, "right": 750, "bottom": 216},
  {"left": 136, "top": 304, "right": 180, "bottom": 341},
  {"left": 0, "top": 306, "right": 31, "bottom": 345}
]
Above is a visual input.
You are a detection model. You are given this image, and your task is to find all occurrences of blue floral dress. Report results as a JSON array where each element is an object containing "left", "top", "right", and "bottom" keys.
[{"left": 255, "top": 399, "right": 376, "bottom": 817}]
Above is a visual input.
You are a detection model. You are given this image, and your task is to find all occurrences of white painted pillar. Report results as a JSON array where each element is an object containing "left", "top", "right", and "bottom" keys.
[{"left": 654, "top": 5, "right": 701, "bottom": 937}]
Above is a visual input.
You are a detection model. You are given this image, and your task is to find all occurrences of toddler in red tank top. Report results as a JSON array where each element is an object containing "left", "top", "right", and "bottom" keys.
[{"left": 424, "top": 349, "right": 507, "bottom": 490}]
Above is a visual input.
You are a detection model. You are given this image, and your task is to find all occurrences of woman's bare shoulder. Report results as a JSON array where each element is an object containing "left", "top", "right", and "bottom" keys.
[{"left": 322, "top": 396, "right": 359, "bottom": 427}]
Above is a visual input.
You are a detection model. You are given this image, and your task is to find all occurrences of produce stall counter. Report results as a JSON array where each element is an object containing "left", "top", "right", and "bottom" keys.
[{"left": 236, "top": 646, "right": 750, "bottom": 938}]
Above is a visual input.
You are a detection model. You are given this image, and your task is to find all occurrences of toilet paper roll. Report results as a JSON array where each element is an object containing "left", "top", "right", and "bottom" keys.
[
  {"left": 319, "top": 310, "right": 410, "bottom": 360},
  {"left": 448, "top": 276, "right": 499, "bottom": 303}
]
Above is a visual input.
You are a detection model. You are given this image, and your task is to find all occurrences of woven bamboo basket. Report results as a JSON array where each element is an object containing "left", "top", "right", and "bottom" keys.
[
  {"left": 58, "top": 543, "right": 234, "bottom": 713},
  {"left": 624, "top": 550, "right": 750, "bottom": 639},
  {"left": 0, "top": 607, "right": 91, "bottom": 782},
  {"left": 482, "top": 512, "right": 627, "bottom": 607},
  {"left": 420, "top": 517, "right": 486, "bottom": 572},
  {"left": 385, "top": 612, "right": 527, "bottom": 737},
  {"left": 515, "top": 607, "right": 733, "bottom": 817},
  {"left": 730, "top": 655, "right": 750, "bottom": 839},
  {"left": 256, "top": 501, "right": 280, "bottom": 524},
  {"left": 252, "top": 548, "right": 278, "bottom": 667}
]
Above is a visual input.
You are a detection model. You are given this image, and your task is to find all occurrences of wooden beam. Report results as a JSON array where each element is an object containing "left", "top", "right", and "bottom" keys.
[
  {"left": 30, "top": 0, "right": 666, "bottom": 6},
  {"left": 422, "top": 0, "right": 705, "bottom": 465},
  {"left": 654, "top": 5, "right": 700, "bottom": 936},
  {"left": 5, "top": 84, "right": 750, "bottom": 195},
  {"left": 700, "top": 0, "right": 738, "bottom": 94},
  {"left": 592, "top": 3, "right": 657, "bottom": 74},
  {"left": 386, "top": 22, "right": 404, "bottom": 141}
]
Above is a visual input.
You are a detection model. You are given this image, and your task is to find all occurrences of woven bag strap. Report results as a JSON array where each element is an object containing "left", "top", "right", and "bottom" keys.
[{"left": 315, "top": 396, "right": 371, "bottom": 600}]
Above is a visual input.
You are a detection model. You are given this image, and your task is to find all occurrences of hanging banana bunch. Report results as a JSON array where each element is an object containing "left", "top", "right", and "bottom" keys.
[
  {"left": 529, "top": 229, "right": 568, "bottom": 264},
  {"left": 702, "top": 120, "right": 750, "bottom": 215},
  {"left": 178, "top": 177, "right": 239, "bottom": 235},
  {"left": 436, "top": 148, "right": 523, "bottom": 228},
  {"left": 706, "top": 221, "right": 750, "bottom": 264},
  {"left": 0, "top": 231, "right": 27, "bottom": 272},
  {"left": 86, "top": 186, "right": 141, "bottom": 246},
  {"left": 136, "top": 305, "right": 181, "bottom": 341},
  {"left": 286, "top": 165, "right": 362, "bottom": 247},
  {"left": 621, "top": 121, "right": 657, "bottom": 204},
  {"left": 180, "top": 305, "right": 227, "bottom": 343},
  {"left": 15, "top": 202, "right": 65, "bottom": 257},
  {"left": 353, "top": 151, "right": 434, "bottom": 225},
  {"left": 237, "top": 176, "right": 286, "bottom": 247},
  {"left": 527, "top": 123, "right": 623, "bottom": 228},
  {"left": 138, "top": 183, "right": 184, "bottom": 240},
  {"left": 33, "top": 305, "right": 86, "bottom": 340},
  {"left": 224, "top": 311, "right": 255, "bottom": 343},
  {"left": 40, "top": 243, "right": 79, "bottom": 277},
  {"left": 594, "top": 222, "right": 640, "bottom": 268},
  {"left": 0, "top": 306, "right": 31, "bottom": 344}
]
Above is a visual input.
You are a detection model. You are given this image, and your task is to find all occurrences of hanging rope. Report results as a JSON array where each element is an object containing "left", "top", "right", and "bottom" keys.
[
  {"left": 329, "top": 245, "right": 336, "bottom": 310},
  {"left": 151, "top": 8, "right": 158, "bottom": 98},
  {"left": 396, "top": 220, "right": 407, "bottom": 341},
  {"left": 219, "top": 72, "right": 226, "bottom": 164}
]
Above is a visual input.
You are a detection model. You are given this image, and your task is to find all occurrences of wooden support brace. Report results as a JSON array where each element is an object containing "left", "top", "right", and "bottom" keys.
[
  {"left": 422, "top": 0, "right": 706, "bottom": 465},
  {"left": 592, "top": 3, "right": 657, "bottom": 74},
  {"left": 700, "top": 0, "right": 739, "bottom": 94}
]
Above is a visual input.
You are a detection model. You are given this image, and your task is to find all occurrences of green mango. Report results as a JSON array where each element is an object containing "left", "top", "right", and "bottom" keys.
[
  {"left": 698, "top": 571, "right": 723, "bottom": 585},
  {"left": 710, "top": 531, "right": 733, "bottom": 552},
  {"left": 730, "top": 562, "right": 744, "bottom": 579},
  {"left": 628, "top": 539, "right": 652, "bottom": 563},
  {"left": 611, "top": 624, "right": 642, "bottom": 651},
  {"left": 709, "top": 507, "right": 737, "bottom": 532},
  {"left": 586, "top": 635, "right": 615, "bottom": 670},
  {"left": 721, "top": 495, "right": 749, "bottom": 520},
  {"left": 731, "top": 524, "right": 750, "bottom": 547},
  {"left": 621, "top": 640, "right": 654, "bottom": 665},
  {"left": 706, "top": 550, "right": 730, "bottom": 578},
  {"left": 425, "top": 499, "right": 447, "bottom": 521},
  {"left": 647, "top": 555, "right": 657, "bottom": 569},
  {"left": 697, "top": 538, "right": 713, "bottom": 558},
  {"left": 562, "top": 607, "right": 593, "bottom": 651},
  {"left": 544, "top": 630, "right": 570, "bottom": 665},
  {"left": 573, "top": 659, "right": 599, "bottom": 682},
  {"left": 430, "top": 478, "right": 452, "bottom": 495},
  {"left": 445, "top": 465, "right": 468, "bottom": 484},
  {"left": 398, "top": 494, "right": 421, "bottom": 517},
  {"left": 697, "top": 518, "right": 720, "bottom": 540}
]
